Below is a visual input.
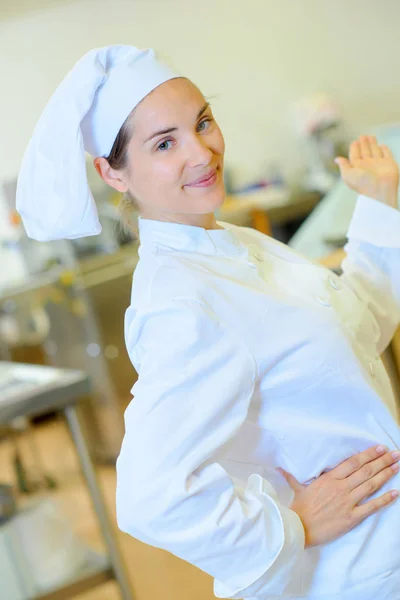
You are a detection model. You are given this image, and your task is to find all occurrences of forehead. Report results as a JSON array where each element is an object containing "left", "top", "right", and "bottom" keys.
[{"left": 130, "top": 78, "right": 206, "bottom": 134}]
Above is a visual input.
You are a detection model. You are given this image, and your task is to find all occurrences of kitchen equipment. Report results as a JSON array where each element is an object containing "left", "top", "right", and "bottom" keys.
[
  {"left": 0, "top": 361, "right": 135, "bottom": 599},
  {"left": 0, "top": 483, "right": 16, "bottom": 525}
]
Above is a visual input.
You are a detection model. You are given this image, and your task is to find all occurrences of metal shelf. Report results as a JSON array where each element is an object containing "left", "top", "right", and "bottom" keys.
[
  {"left": 35, "top": 565, "right": 114, "bottom": 600},
  {"left": 0, "top": 362, "right": 135, "bottom": 600}
]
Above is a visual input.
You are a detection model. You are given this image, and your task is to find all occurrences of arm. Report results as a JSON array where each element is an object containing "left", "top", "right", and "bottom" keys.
[
  {"left": 335, "top": 136, "right": 400, "bottom": 353},
  {"left": 116, "top": 299, "right": 305, "bottom": 599}
]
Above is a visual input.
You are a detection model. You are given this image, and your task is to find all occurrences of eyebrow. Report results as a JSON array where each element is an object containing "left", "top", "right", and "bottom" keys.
[{"left": 144, "top": 102, "right": 210, "bottom": 143}]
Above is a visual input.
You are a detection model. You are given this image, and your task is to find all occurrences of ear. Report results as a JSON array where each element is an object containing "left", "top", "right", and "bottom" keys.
[{"left": 93, "top": 157, "right": 129, "bottom": 193}]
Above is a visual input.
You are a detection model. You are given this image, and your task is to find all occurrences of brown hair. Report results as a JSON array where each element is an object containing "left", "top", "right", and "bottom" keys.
[{"left": 105, "top": 111, "right": 137, "bottom": 230}]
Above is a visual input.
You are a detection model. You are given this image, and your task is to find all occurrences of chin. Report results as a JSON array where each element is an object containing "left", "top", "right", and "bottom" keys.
[
  {"left": 196, "top": 195, "right": 225, "bottom": 216},
  {"left": 199, "top": 182, "right": 226, "bottom": 214}
]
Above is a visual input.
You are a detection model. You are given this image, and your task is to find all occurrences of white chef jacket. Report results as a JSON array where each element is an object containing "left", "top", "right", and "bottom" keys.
[{"left": 116, "top": 195, "right": 400, "bottom": 600}]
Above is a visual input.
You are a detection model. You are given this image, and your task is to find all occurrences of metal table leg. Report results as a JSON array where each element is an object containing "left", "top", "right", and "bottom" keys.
[{"left": 63, "top": 404, "right": 135, "bottom": 600}]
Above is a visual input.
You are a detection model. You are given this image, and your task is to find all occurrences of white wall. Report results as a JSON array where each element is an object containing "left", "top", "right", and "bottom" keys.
[
  {"left": 2, "top": 0, "right": 400, "bottom": 181},
  {"left": 0, "top": 0, "right": 69, "bottom": 22},
  {"left": 2, "top": 0, "right": 400, "bottom": 183},
  {"left": 1, "top": 0, "right": 400, "bottom": 235}
]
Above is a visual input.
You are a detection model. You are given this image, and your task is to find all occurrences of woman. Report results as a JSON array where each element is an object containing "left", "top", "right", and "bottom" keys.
[{"left": 17, "top": 46, "right": 400, "bottom": 599}]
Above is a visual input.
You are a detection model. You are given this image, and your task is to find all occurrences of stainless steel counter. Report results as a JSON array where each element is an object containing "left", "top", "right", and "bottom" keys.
[{"left": 0, "top": 243, "right": 140, "bottom": 462}]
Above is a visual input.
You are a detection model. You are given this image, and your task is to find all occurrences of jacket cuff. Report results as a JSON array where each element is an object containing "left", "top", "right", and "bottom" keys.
[
  {"left": 347, "top": 195, "right": 400, "bottom": 248},
  {"left": 214, "top": 474, "right": 305, "bottom": 599}
]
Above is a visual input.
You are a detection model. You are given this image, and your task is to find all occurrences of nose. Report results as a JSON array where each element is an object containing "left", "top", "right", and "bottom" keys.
[{"left": 185, "top": 134, "right": 213, "bottom": 169}]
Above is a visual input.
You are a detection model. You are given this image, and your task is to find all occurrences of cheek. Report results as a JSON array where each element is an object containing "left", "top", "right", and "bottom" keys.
[
  {"left": 152, "top": 157, "right": 183, "bottom": 191},
  {"left": 129, "top": 153, "right": 179, "bottom": 195}
]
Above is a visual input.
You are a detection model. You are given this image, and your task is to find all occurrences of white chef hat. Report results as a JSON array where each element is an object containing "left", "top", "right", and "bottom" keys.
[{"left": 16, "top": 45, "right": 180, "bottom": 241}]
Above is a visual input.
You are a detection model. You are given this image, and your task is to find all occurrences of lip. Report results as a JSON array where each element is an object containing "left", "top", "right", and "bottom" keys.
[{"left": 185, "top": 168, "right": 218, "bottom": 188}]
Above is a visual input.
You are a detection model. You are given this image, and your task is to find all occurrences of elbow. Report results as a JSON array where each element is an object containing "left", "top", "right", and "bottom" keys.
[
  {"left": 115, "top": 479, "right": 159, "bottom": 541},
  {"left": 115, "top": 455, "right": 172, "bottom": 542},
  {"left": 115, "top": 482, "right": 178, "bottom": 549},
  {"left": 115, "top": 459, "right": 152, "bottom": 536},
  {"left": 115, "top": 438, "right": 193, "bottom": 543},
  {"left": 115, "top": 480, "right": 136, "bottom": 535}
]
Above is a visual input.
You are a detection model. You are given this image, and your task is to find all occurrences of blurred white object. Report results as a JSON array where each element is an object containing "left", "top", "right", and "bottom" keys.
[
  {"left": 293, "top": 93, "right": 341, "bottom": 194},
  {"left": 289, "top": 122, "right": 400, "bottom": 259},
  {"left": 294, "top": 92, "right": 340, "bottom": 137}
]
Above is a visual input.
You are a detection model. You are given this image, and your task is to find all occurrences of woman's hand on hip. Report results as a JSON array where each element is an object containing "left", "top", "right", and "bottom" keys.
[
  {"left": 335, "top": 135, "right": 399, "bottom": 208},
  {"left": 277, "top": 444, "right": 400, "bottom": 547}
]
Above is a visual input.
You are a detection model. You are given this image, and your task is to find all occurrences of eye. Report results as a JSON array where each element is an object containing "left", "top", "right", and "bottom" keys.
[
  {"left": 197, "top": 118, "right": 213, "bottom": 133},
  {"left": 157, "top": 139, "right": 174, "bottom": 152}
]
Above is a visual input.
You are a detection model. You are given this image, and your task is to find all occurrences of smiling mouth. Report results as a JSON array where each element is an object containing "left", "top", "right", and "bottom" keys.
[{"left": 185, "top": 168, "right": 218, "bottom": 188}]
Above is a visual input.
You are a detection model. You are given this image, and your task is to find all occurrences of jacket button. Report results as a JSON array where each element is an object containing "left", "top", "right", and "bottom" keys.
[
  {"left": 317, "top": 296, "right": 331, "bottom": 308},
  {"left": 328, "top": 276, "right": 340, "bottom": 290}
]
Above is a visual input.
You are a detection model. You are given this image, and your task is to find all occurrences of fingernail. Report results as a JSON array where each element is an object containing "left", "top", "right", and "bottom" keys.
[
  {"left": 391, "top": 491, "right": 399, "bottom": 498},
  {"left": 376, "top": 445, "right": 386, "bottom": 453},
  {"left": 391, "top": 463, "right": 399, "bottom": 471},
  {"left": 392, "top": 451, "right": 400, "bottom": 459}
]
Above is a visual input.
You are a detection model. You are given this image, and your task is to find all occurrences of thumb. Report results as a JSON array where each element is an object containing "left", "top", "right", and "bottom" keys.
[
  {"left": 276, "top": 467, "right": 303, "bottom": 493},
  {"left": 334, "top": 156, "right": 352, "bottom": 179}
]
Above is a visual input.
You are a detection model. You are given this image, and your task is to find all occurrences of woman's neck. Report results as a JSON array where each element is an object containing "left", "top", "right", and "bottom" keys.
[{"left": 139, "top": 210, "right": 222, "bottom": 230}]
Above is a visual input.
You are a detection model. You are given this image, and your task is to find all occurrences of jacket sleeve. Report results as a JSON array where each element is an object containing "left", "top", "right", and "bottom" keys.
[
  {"left": 340, "top": 195, "right": 400, "bottom": 354},
  {"left": 116, "top": 298, "right": 305, "bottom": 599}
]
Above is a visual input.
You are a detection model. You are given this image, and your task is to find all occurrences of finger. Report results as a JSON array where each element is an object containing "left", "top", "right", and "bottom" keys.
[
  {"left": 276, "top": 468, "right": 303, "bottom": 493},
  {"left": 349, "top": 140, "right": 361, "bottom": 163},
  {"left": 347, "top": 450, "right": 400, "bottom": 490},
  {"left": 353, "top": 489, "right": 398, "bottom": 524},
  {"left": 368, "top": 135, "right": 381, "bottom": 159},
  {"left": 333, "top": 445, "right": 388, "bottom": 479},
  {"left": 381, "top": 144, "right": 395, "bottom": 161},
  {"left": 351, "top": 463, "right": 399, "bottom": 504},
  {"left": 359, "top": 135, "right": 372, "bottom": 159},
  {"left": 334, "top": 157, "right": 352, "bottom": 179}
]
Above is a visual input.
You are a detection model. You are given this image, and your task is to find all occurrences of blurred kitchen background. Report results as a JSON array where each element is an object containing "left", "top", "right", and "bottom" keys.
[{"left": 1, "top": 1, "right": 400, "bottom": 599}]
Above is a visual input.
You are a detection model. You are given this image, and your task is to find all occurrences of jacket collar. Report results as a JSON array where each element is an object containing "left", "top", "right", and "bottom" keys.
[{"left": 138, "top": 217, "right": 247, "bottom": 258}]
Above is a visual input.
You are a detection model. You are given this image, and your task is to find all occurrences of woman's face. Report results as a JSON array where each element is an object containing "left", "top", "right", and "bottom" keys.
[{"left": 119, "top": 78, "right": 225, "bottom": 224}]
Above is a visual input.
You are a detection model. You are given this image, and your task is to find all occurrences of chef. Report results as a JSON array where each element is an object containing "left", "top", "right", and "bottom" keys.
[{"left": 17, "top": 45, "right": 400, "bottom": 599}]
